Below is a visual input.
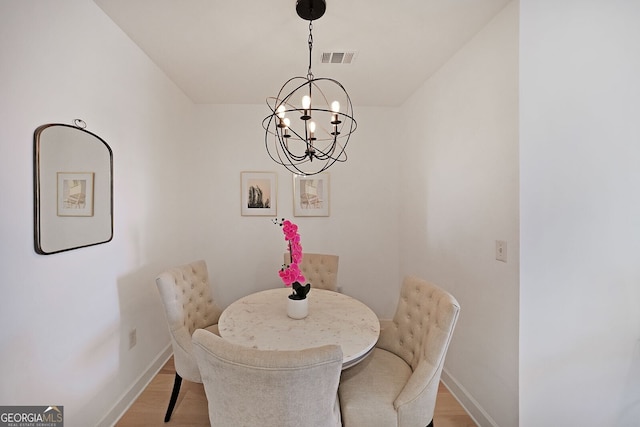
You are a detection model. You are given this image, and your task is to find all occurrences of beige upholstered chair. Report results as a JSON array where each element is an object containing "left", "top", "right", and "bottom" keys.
[
  {"left": 284, "top": 252, "right": 339, "bottom": 291},
  {"left": 339, "top": 276, "right": 460, "bottom": 427},
  {"left": 155, "top": 260, "right": 223, "bottom": 422},
  {"left": 192, "top": 329, "right": 343, "bottom": 427}
]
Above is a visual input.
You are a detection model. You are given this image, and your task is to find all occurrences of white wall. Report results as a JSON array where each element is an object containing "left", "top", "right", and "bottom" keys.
[
  {"left": 0, "top": 1, "right": 201, "bottom": 425},
  {"left": 0, "top": 2, "right": 402, "bottom": 425},
  {"left": 399, "top": 3, "right": 519, "bottom": 427},
  {"left": 191, "top": 104, "right": 402, "bottom": 316},
  {"left": 12, "top": 2, "right": 637, "bottom": 427},
  {"left": 520, "top": 1, "right": 640, "bottom": 426}
]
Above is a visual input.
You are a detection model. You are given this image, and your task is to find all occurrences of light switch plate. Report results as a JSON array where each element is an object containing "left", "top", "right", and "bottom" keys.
[{"left": 496, "top": 240, "right": 507, "bottom": 262}]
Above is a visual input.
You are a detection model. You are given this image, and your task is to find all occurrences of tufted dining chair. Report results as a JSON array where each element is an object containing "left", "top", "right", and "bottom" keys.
[
  {"left": 284, "top": 252, "right": 339, "bottom": 291},
  {"left": 192, "top": 328, "right": 344, "bottom": 427},
  {"left": 338, "top": 276, "right": 460, "bottom": 427},
  {"left": 155, "top": 259, "right": 223, "bottom": 422}
]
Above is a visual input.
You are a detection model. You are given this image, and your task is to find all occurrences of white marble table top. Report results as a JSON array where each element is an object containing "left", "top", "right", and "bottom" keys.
[{"left": 218, "top": 288, "right": 380, "bottom": 368}]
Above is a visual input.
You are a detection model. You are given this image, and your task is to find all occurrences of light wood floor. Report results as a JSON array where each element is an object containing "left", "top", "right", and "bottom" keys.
[{"left": 116, "top": 357, "right": 477, "bottom": 427}]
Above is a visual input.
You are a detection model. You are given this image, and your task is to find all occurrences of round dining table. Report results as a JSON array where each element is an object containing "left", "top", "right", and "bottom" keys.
[{"left": 218, "top": 287, "right": 380, "bottom": 369}]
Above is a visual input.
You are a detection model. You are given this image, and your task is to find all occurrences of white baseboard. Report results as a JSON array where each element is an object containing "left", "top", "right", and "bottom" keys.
[
  {"left": 440, "top": 368, "right": 499, "bottom": 427},
  {"left": 96, "top": 344, "right": 173, "bottom": 427}
]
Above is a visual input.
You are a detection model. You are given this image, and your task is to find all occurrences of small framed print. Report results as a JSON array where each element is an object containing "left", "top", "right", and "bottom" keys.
[
  {"left": 241, "top": 171, "right": 277, "bottom": 216},
  {"left": 57, "top": 172, "right": 94, "bottom": 217},
  {"left": 293, "top": 173, "right": 329, "bottom": 217}
]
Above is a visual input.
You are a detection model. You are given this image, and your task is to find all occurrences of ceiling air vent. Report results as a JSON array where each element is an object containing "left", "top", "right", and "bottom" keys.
[{"left": 321, "top": 51, "right": 357, "bottom": 64}]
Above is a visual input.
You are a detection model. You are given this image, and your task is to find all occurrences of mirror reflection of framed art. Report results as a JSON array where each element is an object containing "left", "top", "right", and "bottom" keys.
[
  {"left": 293, "top": 173, "right": 329, "bottom": 217},
  {"left": 57, "top": 172, "right": 94, "bottom": 217}
]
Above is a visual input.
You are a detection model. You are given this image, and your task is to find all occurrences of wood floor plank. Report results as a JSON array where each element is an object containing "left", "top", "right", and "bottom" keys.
[{"left": 116, "top": 357, "right": 477, "bottom": 426}]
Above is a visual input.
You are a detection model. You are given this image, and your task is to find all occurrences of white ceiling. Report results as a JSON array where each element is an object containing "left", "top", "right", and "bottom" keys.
[{"left": 94, "top": 0, "right": 511, "bottom": 107}]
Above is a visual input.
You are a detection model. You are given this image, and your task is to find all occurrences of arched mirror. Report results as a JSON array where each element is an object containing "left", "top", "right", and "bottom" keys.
[{"left": 34, "top": 121, "right": 113, "bottom": 254}]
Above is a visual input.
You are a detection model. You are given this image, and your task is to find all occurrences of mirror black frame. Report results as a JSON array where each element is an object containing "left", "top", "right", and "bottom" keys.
[{"left": 33, "top": 123, "right": 113, "bottom": 254}]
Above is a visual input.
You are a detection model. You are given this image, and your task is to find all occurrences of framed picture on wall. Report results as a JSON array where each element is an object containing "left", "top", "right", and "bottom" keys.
[
  {"left": 241, "top": 171, "right": 277, "bottom": 216},
  {"left": 293, "top": 173, "right": 329, "bottom": 217}
]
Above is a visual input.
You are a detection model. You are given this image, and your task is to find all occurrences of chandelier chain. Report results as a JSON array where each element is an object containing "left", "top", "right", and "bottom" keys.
[{"left": 307, "top": 21, "right": 314, "bottom": 80}]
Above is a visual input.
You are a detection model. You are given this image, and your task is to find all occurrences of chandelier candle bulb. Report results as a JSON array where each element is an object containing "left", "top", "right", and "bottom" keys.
[
  {"left": 283, "top": 117, "right": 291, "bottom": 138},
  {"left": 301, "top": 95, "right": 311, "bottom": 120},
  {"left": 277, "top": 106, "right": 287, "bottom": 128},
  {"left": 308, "top": 121, "right": 316, "bottom": 140},
  {"left": 330, "top": 101, "right": 341, "bottom": 124},
  {"left": 302, "top": 95, "right": 311, "bottom": 109}
]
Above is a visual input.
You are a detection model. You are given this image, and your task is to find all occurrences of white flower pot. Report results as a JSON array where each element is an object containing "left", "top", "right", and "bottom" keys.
[{"left": 287, "top": 297, "right": 308, "bottom": 319}]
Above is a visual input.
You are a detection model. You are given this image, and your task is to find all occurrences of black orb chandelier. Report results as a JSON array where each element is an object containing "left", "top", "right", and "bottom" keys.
[{"left": 263, "top": 0, "right": 357, "bottom": 176}]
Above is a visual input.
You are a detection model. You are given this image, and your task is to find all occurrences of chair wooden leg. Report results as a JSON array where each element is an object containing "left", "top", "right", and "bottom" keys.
[
  {"left": 164, "top": 373, "right": 182, "bottom": 422},
  {"left": 426, "top": 420, "right": 434, "bottom": 427}
]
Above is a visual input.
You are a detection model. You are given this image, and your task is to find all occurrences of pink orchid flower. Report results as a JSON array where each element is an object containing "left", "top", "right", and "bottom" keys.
[
  {"left": 279, "top": 264, "right": 305, "bottom": 286},
  {"left": 275, "top": 218, "right": 307, "bottom": 288}
]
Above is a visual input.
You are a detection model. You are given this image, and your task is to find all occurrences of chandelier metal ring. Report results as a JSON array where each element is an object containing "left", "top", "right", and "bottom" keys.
[{"left": 263, "top": 0, "right": 356, "bottom": 176}]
